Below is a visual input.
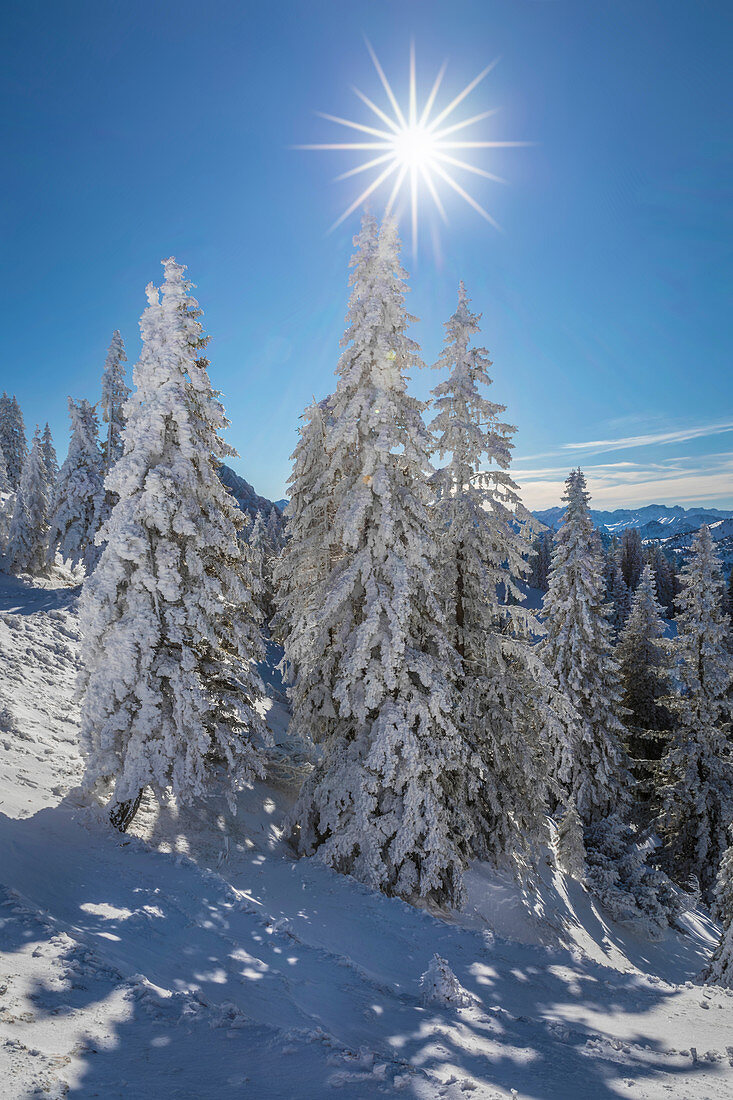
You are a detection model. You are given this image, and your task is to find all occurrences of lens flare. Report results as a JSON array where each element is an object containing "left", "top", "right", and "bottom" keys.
[{"left": 297, "top": 40, "right": 531, "bottom": 256}]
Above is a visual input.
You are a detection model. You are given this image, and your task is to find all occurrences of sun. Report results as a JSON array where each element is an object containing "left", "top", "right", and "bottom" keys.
[{"left": 297, "top": 40, "right": 530, "bottom": 256}]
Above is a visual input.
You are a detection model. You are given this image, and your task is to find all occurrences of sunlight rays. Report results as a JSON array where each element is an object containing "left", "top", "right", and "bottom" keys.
[{"left": 296, "top": 40, "right": 530, "bottom": 255}]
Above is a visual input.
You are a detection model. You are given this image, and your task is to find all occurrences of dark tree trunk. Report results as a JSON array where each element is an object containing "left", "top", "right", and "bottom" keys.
[{"left": 109, "top": 789, "right": 144, "bottom": 833}]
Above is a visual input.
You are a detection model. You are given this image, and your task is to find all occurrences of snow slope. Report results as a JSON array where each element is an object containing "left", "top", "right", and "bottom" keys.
[{"left": 1, "top": 573, "right": 732, "bottom": 1099}]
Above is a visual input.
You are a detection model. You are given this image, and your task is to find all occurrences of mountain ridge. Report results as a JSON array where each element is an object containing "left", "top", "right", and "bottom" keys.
[{"left": 532, "top": 502, "right": 733, "bottom": 540}]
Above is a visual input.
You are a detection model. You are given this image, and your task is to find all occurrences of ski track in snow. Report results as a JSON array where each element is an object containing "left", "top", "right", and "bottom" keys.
[{"left": 0, "top": 573, "right": 732, "bottom": 1098}]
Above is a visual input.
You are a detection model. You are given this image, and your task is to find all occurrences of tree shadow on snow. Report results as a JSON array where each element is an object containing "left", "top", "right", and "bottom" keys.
[
  {"left": 0, "top": 799, "right": 725, "bottom": 1100},
  {"left": 0, "top": 573, "right": 80, "bottom": 616}
]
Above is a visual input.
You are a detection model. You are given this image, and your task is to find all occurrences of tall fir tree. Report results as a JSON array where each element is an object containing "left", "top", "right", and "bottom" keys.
[
  {"left": 0, "top": 441, "right": 9, "bottom": 494},
  {"left": 647, "top": 543, "right": 675, "bottom": 617},
  {"left": 99, "top": 330, "right": 130, "bottom": 474},
  {"left": 248, "top": 510, "right": 274, "bottom": 624},
  {"left": 618, "top": 563, "right": 671, "bottom": 751},
  {"left": 620, "top": 526, "right": 645, "bottom": 593},
  {"left": 618, "top": 563, "right": 672, "bottom": 821},
  {"left": 79, "top": 259, "right": 267, "bottom": 831},
  {"left": 606, "top": 548, "right": 630, "bottom": 632},
  {"left": 46, "top": 398, "right": 105, "bottom": 573},
  {"left": 530, "top": 531, "right": 552, "bottom": 592},
  {"left": 0, "top": 444, "right": 11, "bottom": 558},
  {"left": 539, "top": 469, "right": 630, "bottom": 825},
  {"left": 40, "top": 423, "right": 59, "bottom": 492},
  {"left": 429, "top": 281, "right": 554, "bottom": 873},
  {"left": 0, "top": 393, "right": 28, "bottom": 491},
  {"left": 289, "top": 215, "right": 467, "bottom": 907},
  {"left": 266, "top": 505, "right": 283, "bottom": 550},
  {"left": 659, "top": 525, "right": 733, "bottom": 902},
  {"left": 6, "top": 428, "right": 50, "bottom": 575},
  {"left": 704, "top": 838, "right": 733, "bottom": 987},
  {"left": 272, "top": 398, "right": 333, "bottom": 720}
]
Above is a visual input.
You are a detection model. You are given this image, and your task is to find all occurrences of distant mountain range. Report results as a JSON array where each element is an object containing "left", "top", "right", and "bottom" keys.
[
  {"left": 219, "top": 464, "right": 282, "bottom": 521},
  {"left": 532, "top": 503, "right": 733, "bottom": 541},
  {"left": 532, "top": 502, "right": 733, "bottom": 568}
]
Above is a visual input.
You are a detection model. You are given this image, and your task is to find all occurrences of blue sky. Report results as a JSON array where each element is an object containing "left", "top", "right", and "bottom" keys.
[{"left": 2, "top": 0, "right": 731, "bottom": 509}]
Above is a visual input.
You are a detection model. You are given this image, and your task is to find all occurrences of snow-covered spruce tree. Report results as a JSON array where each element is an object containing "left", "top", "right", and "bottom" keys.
[
  {"left": 618, "top": 563, "right": 672, "bottom": 764},
  {"left": 620, "top": 526, "right": 645, "bottom": 594},
  {"left": 583, "top": 814, "right": 678, "bottom": 939},
  {"left": 555, "top": 801, "right": 586, "bottom": 879},
  {"left": 429, "top": 281, "right": 554, "bottom": 874},
  {"left": 0, "top": 448, "right": 11, "bottom": 557},
  {"left": 99, "top": 330, "right": 129, "bottom": 475},
  {"left": 40, "top": 423, "right": 58, "bottom": 491},
  {"left": 94, "top": 330, "right": 131, "bottom": 539},
  {"left": 659, "top": 525, "right": 733, "bottom": 902},
  {"left": 605, "top": 549, "right": 630, "bottom": 633},
  {"left": 6, "top": 428, "right": 50, "bottom": 575},
  {"left": 529, "top": 531, "right": 552, "bottom": 592},
  {"left": 289, "top": 214, "right": 467, "bottom": 907},
  {"left": 704, "top": 839, "right": 733, "bottom": 987},
  {"left": 648, "top": 544, "right": 675, "bottom": 618},
  {"left": 79, "top": 259, "right": 267, "bottom": 832},
  {"left": 539, "top": 468, "right": 631, "bottom": 825},
  {"left": 0, "top": 441, "right": 9, "bottom": 494},
  {"left": 46, "top": 398, "right": 105, "bottom": 573},
  {"left": 272, "top": 397, "right": 333, "bottom": 722},
  {"left": 249, "top": 510, "right": 276, "bottom": 625},
  {"left": 0, "top": 394, "right": 28, "bottom": 491},
  {"left": 266, "top": 504, "right": 283, "bottom": 550}
]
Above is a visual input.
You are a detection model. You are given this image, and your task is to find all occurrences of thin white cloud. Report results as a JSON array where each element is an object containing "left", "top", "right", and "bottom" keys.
[
  {"left": 513, "top": 453, "right": 733, "bottom": 511},
  {"left": 561, "top": 420, "right": 733, "bottom": 453}
]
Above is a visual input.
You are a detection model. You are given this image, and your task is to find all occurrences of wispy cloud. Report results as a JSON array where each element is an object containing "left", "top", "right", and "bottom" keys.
[
  {"left": 561, "top": 420, "right": 733, "bottom": 454},
  {"left": 513, "top": 452, "right": 733, "bottom": 511}
]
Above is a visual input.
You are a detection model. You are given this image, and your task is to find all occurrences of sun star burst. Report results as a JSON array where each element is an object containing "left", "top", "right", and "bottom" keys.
[{"left": 297, "top": 40, "right": 530, "bottom": 256}]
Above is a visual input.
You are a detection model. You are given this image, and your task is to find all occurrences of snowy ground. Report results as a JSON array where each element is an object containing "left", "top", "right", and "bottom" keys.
[{"left": 0, "top": 573, "right": 732, "bottom": 1099}]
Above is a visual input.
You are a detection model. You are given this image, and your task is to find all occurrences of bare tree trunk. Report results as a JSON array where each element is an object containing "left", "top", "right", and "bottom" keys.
[{"left": 109, "top": 789, "right": 144, "bottom": 833}]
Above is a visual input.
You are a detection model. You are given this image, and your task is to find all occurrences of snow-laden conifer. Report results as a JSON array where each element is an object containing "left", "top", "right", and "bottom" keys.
[
  {"left": 620, "top": 526, "right": 644, "bottom": 593},
  {"left": 0, "top": 447, "right": 12, "bottom": 555},
  {"left": 429, "top": 281, "right": 555, "bottom": 874},
  {"left": 0, "top": 442, "right": 9, "bottom": 494},
  {"left": 0, "top": 394, "right": 28, "bottom": 491},
  {"left": 6, "top": 428, "right": 50, "bottom": 575},
  {"left": 47, "top": 399, "right": 104, "bottom": 573},
  {"left": 420, "top": 955, "right": 476, "bottom": 1008},
  {"left": 79, "top": 259, "right": 267, "bottom": 831},
  {"left": 266, "top": 505, "right": 283, "bottom": 551},
  {"left": 704, "top": 839, "right": 733, "bottom": 987},
  {"left": 249, "top": 510, "right": 275, "bottom": 624},
  {"left": 272, "top": 398, "right": 333, "bottom": 724},
  {"left": 618, "top": 563, "right": 671, "bottom": 758},
  {"left": 605, "top": 550, "right": 630, "bottom": 632},
  {"left": 540, "top": 469, "right": 630, "bottom": 824},
  {"left": 99, "top": 330, "right": 129, "bottom": 474},
  {"left": 40, "top": 423, "right": 58, "bottom": 492},
  {"left": 289, "top": 215, "right": 466, "bottom": 907},
  {"left": 648, "top": 544, "right": 675, "bottom": 618},
  {"left": 530, "top": 531, "right": 551, "bottom": 592},
  {"left": 556, "top": 802, "right": 586, "bottom": 879},
  {"left": 659, "top": 525, "right": 733, "bottom": 901},
  {"left": 584, "top": 814, "right": 678, "bottom": 939}
]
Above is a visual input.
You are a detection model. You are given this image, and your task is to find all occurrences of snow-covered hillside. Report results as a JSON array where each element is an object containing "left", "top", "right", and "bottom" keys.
[{"left": 1, "top": 573, "right": 732, "bottom": 1099}]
